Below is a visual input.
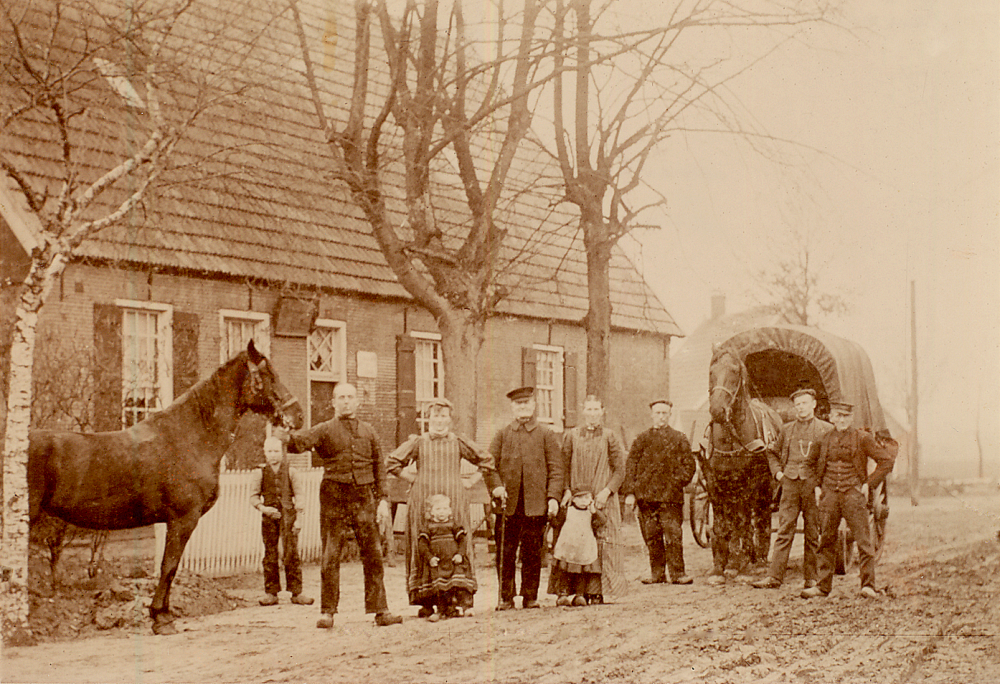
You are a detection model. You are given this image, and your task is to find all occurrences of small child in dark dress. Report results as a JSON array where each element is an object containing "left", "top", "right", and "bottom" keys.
[{"left": 416, "top": 494, "right": 474, "bottom": 620}]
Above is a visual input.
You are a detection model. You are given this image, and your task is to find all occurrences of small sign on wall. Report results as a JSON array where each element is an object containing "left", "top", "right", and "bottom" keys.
[{"left": 356, "top": 350, "right": 378, "bottom": 378}]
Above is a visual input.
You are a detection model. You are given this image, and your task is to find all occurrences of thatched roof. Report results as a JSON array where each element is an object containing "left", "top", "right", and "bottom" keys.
[{"left": 1, "top": 0, "right": 681, "bottom": 336}]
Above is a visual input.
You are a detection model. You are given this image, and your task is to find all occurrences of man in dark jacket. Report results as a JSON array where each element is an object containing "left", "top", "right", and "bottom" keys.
[
  {"left": 284, "top": 383, "right": 402, "bottom": 629},
  {"left": 754, "top": 388, "right": 832, "bottom": 590},
  {"left": 622, "top": 400, "right": 696, "bottom": 585},
  {"left": 802, "top": 401, "right": 894, "bottom": 600},
  {"left": 489, "top": 386, "right": 563, "bottom": 610}
]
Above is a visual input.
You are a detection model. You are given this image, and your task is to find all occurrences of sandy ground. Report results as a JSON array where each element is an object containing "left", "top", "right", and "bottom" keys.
[{"left": 4, "top": 491, "right": 998, "bottom": 684}]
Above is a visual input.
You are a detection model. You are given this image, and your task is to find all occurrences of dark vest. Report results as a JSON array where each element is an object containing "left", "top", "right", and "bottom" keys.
[{"left": 261, "top": 461, "right": 294, "bottom": 512}]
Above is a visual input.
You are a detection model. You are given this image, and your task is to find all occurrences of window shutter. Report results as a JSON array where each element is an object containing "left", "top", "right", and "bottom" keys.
[
  {"left": 563, "top": 351, "right": 579, "bottom": 428},
  {"left": 396, "top": 334, "right": 418, "bottom": 446},
  {"left": 93, "top": 303, "right": 122, "bottom": 431},
  {"left": 521, "top": 346, "right": 537, "bottom": 387},
  {"left": 173, "top": 311, "right": 200, "bottom": 398}
]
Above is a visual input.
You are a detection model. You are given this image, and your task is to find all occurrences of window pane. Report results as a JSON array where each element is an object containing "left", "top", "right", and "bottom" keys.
[
  {"left": 122, "top": 309, "right": 162, "bottom": 426},
  {"left": 309, "top": 327, "right": 339, "bottom": 374},
  {"left": 534, "top": 348, "right": 560, "bottom": 425},
  {"left": 414, "top": 339, "right": 443, "bottom": 434}
]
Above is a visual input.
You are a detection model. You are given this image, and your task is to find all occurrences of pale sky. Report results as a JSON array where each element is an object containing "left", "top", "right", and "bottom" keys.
[{"left": 626, "top": 0, "right": 999, "bottom": 479}]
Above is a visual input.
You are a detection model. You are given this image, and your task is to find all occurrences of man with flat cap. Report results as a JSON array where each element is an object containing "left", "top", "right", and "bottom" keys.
[
  {"left": 622, "top": 399, "right": 696, "bottom": 585},
  {"left": 802, "top": 401, "right": 894, "bottom": 600},
  {"left": 754, "top": 388, "right": 832, "bottom": 590},
  {"left": 489, "top": 386, "right": 563, "bottom": 610}
]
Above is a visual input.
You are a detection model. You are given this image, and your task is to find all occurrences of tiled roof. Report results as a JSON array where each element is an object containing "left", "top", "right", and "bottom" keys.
[{"left": 1, "top": 0, "right": 680, "bottom": 336}]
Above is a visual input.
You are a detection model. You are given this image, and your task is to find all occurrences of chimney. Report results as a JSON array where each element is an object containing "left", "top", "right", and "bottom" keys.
[{"left": 711, "top": 292, "right": 726, "bottom": 320}]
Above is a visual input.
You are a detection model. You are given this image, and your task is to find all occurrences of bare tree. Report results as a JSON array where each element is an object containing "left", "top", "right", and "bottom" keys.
[
  {"left": 0, "top": 0, "right": 268, "bottom": 642},
  {"left": 542, "top": 0, "right": 837, "bottom": 397},
  {"left": 28, "top": 331, "right": 118, "bottom": 590},
  {"left": 289, "top": 0, "right": 552, "bottom": 433},
  {"left": 754, "top": 224, "right": 849, "bottom": 326}
]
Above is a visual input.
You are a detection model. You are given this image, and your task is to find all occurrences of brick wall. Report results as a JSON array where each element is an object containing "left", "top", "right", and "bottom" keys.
[{"left": 36, "top": 262, "right": 671, "bottom": 459}]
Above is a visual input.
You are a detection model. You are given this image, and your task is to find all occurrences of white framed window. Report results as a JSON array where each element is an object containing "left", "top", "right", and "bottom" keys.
[
  {"left": 533, "top": 344, "right": 564, "bottom": 430},
  {"left": 308, "top": 319, "right": 346, "bottom": 426},
  {"left": 219, "top": 309, "right": 270, "bottom": 362},
  {"left": 116, "top": 300, "right": 173, "bottom": 428},
  {"left": 412, "top": 331, "right": 444, "bottom": 434}
]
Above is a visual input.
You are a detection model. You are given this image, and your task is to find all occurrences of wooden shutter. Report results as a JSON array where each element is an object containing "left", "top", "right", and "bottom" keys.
[
  {"left": 521, "top": 346, "right": 537, "bottom": 387},
  {"left": 93, "top": 302, "right": 122, "bottom": 431},
  {"left": 563, "top": 351, "right": 579, "bottom": 428},
  {"left": 396, "top": 334, "right": 418, "bottom": 446},
  {"left": 172, "top": 311, "right": 200, "bottom": 398}
]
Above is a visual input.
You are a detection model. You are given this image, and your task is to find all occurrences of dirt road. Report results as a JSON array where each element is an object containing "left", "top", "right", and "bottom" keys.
[{"left": 5, "top": 492, "right": 998, "bottom": 684}]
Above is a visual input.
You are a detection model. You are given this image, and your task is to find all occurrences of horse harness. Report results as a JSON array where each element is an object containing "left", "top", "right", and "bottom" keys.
[{"left": 710, "top": 373, "right": 773, "bottom": 456}]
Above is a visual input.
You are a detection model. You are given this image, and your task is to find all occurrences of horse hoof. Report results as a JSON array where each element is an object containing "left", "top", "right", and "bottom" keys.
[{"left": 152, "top": 619, "right": 179, "bottom": 635}]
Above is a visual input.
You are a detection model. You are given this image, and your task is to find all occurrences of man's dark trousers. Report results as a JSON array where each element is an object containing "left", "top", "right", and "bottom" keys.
[
  {"left": 262, "top": 515, "right": 303, "bottom": 596},
  {"left": 319, "top": 480, "right": 389, "bottom": 615},
  {"left": 498, "top": 494, "right": 546, "bottom": 603},
  {"left": 815, "top": 487, "right": 875, "bottom": 593},
  {"left": 637, "top": 500, "right": 685, "bottom": 581}
]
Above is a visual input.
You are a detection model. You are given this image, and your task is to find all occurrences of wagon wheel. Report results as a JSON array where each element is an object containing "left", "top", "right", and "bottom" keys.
[
  {"left": 689, "top": 457, "right": 713, "bottom": 549},
  {"left": 870, "top": 481, "right": 889, "bottom": 562}
]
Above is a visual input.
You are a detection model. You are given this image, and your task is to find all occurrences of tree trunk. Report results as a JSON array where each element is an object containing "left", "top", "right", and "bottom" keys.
[
  {"left": 2, "top": 255, "right": 63, "bottom": 645},
  {"left": 437, "top": 311, "right": 485, "bottom": 440},
  {"left": 583, "top": 218, "right": 612, "bottom": 401}
]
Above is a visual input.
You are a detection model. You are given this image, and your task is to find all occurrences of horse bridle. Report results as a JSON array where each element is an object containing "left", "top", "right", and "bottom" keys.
[
  {"left": 710, "top": 363, "right": 766, "bottom": 454},
  {"left": 246, "top": 362, "right": 301, "bottom": 428}
]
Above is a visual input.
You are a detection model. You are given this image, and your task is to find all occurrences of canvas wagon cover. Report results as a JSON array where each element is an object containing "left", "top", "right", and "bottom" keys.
[{"left": 716, "top": 325, "right": 887, "bottom": 432}]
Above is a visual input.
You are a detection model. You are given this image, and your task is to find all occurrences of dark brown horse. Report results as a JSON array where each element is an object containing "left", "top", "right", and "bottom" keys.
[
  {"left": 704, "top": 348, "right": 782, "bottom": 581},
  {"left": 28, "top": 340, "right": 303, "bottom": 634}
]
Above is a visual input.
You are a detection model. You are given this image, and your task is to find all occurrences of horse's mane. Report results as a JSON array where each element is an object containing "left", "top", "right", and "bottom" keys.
[{"left": 160, "top": 351, "right": 249, "bottom": 425}]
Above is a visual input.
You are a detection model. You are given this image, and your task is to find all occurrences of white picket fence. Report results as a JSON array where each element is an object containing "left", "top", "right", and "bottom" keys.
[{"left": 154, "top": 468, "right": 324, "bottom": 577}]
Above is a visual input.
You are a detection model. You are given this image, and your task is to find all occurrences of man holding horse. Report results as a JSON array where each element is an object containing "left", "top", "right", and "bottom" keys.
[
  {"left": 283, "top": 382, "right": 403, "bottom": 628},
  {"left": 802, "top": 401, "right": 894, "bottom": 600},
  {"left": 754, "top": 388, "right": 832, "bottom": 591}
]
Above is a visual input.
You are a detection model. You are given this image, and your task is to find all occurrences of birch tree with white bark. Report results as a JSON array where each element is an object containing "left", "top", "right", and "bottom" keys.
[{"left": 0, "top": 0, "right": 265, "bottom": 642}]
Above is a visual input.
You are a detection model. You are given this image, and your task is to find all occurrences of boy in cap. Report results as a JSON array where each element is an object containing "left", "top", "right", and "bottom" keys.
[
  {"left": 802, "top": 401, "right": 894, "bottom": 600},
  {"left": 754, "top": 388, "right": 832, "bottom": 590},
  {"left": 622, "top": 400, "right": 695, "bottom": 585}
]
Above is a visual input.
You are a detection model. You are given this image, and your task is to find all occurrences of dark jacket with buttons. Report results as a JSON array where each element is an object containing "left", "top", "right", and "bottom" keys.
[
  {"left": 287, "top": 416, "right": 387, "bottom": 499},
  {"left": 808, "top": 427, "right": 894, "bottom": 493},
  {"left": 488, "top": 418, "right": 563, "bottom": 517},
  {"left": 621, "top": 426, "right": 694, "bottom": 504}
]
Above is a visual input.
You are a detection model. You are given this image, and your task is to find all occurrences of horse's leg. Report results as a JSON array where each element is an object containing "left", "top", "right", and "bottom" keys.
[
  {"left": 749, "top": 458, "right": 774, "bottom": 567},
  {"left": 150, "top": 511, "right": 200, "bottom": 635}
]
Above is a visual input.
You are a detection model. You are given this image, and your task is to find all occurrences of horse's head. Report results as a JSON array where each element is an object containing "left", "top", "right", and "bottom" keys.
[
  {"left": 244, "top": 340, "right": 304, "bottom": 429},
  {"left": 708, "top": 349, "right": 744, "bottom": 425}
]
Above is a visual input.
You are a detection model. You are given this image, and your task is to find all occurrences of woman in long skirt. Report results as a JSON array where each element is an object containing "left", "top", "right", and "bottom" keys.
[
  {"left": 387, "top": 399, "right": 504, "bottom": 619},
  {"left": 548, "top": 395, "right": 628, "bottom": 606}
]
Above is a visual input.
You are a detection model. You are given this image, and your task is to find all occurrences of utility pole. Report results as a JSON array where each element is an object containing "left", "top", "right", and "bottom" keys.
[
  {"left": 909, "top": 280, "right": 919, "bottom": 505},
  {"left": 976, "top": 381, "right": 984, "bottom": 480}
]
